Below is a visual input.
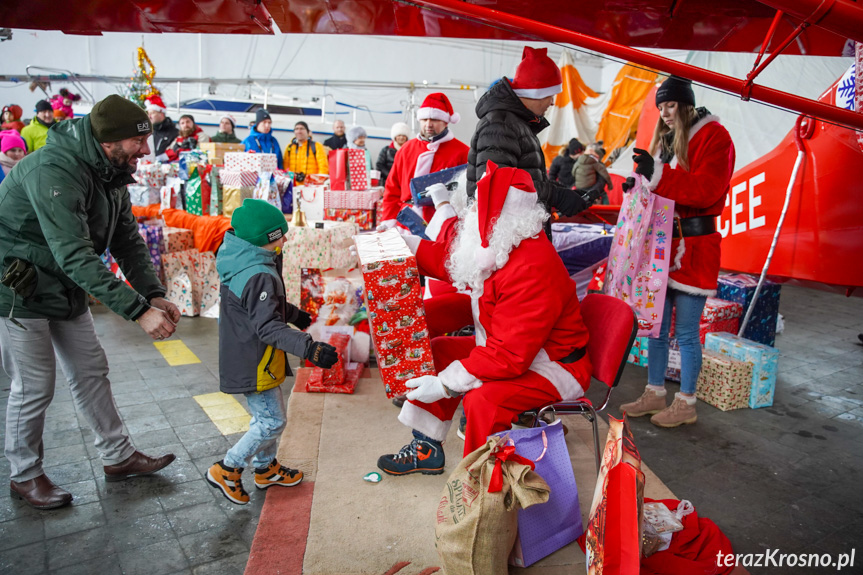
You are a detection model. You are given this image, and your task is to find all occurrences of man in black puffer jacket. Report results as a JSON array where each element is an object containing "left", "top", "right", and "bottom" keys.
[{"left": 467, "top": 47, "right": 601, "bottom": 238}]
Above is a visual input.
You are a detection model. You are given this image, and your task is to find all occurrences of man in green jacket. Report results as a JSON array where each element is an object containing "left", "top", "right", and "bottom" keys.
[{"left": 0, "top": 95, "right": 180, "bottom": 509}]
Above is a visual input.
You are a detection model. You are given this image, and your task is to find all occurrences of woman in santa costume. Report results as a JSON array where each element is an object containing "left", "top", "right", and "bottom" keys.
[
  {"left": 378, "top": 92, "right": 469, "bottom": 228},
  {"left": 620, "top": 76, "right": 736, "bottom": 428},
  {"left": 377, "top": 162, "right": 592, "bottom": 476}
]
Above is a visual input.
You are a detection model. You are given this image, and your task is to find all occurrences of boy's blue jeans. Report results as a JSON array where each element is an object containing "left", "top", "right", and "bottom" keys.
[
  {"left": 647, "top": 289, "right": 708, "bottom": 395},
  {"left": 224, "top": 386, "right": 287, "bottom": 470}
]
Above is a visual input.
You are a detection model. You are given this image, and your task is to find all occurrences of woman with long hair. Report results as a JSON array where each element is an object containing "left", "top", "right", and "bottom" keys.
[{"left": 620, "top": 76, "right": 736, "bottom": 427}]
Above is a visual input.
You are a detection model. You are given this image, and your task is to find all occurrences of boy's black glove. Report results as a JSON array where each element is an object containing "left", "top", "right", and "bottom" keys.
[
  {"left": 632, "top": 148, "right": 654, "bottom": 181},
  {"left": 293, "top": 310, "right": 312, "bottom": 330},
  {"left": 622, "top": 177, "right": 636, "bottom": 193},
  {"left": 306, "top": 340, "right": 339, "bottom": 369}
]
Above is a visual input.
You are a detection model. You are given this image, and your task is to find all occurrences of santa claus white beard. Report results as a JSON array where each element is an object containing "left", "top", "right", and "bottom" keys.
[{"left": 446, "top": 202, "right": 549, "bottom": 293}]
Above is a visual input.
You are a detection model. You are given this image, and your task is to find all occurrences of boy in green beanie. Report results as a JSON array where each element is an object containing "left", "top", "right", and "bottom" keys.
[{"left": 207, "top": 199, "right": 338, "bottom": 504}]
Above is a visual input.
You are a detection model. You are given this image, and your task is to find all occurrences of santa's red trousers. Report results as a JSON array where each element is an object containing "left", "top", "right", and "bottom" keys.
[{"left": 401, "top": 336, "right": 563, "bottom": 456}]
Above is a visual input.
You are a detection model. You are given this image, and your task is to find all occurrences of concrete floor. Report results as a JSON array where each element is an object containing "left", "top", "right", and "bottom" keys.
[{"left": 0, "top": 284, "right": 861, "bottom": 574}]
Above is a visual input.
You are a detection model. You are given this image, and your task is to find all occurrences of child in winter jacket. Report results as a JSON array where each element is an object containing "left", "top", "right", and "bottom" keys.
[
  {"left": 572, "top": 144, "right": 612, "bottom": 204},
  {"left": 206, "top": 199, "right": 338, "bottom": 505}
]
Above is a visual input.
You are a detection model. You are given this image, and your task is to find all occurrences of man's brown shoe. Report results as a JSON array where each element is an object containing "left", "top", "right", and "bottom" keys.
[
  {"left": 10, "top": 474, "right": 73, "bottom": 510},
  {"left": 104, "top": 450, "right": 175, "bottom": 482}
]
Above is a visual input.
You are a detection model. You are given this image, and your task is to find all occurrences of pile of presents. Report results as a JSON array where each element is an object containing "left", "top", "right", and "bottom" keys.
[{"left": 627, "top": 273, "right": 781, "bottom": 411}]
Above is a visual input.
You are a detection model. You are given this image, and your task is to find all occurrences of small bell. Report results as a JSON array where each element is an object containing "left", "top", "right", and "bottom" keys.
[{"left": 293, "top": 206, "right": 307, "bottom": 227}]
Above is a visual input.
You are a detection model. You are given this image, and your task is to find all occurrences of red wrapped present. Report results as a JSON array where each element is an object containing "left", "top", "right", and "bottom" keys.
[
  {"left": 347, "top": 149, "right": 368, "bottom": 191},
  {"left": 219, "top": 169, "right": 259, "bottom": 188},
  {"left": 309, "top": 333, "right": 350, "bottom": 387},
  {"left": 328, "top": 149, "right": 348, "bottom": 191},
  {"left": 355, "top": 229, "right": 436, "bottom": 398},
  {"left": 324, "top": 208, "right": 375, "bottom": 231},
  {"left": 303, "top": 363, "right": 363, "bottom": 394},
  {"left": 701, "top": 298, "right": 743, "bottom": 323}
]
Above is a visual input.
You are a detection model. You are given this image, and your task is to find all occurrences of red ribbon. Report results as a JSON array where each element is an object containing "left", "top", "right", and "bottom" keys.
[{"left": 487, "top": 444, "right": 535, "bottom": 493}]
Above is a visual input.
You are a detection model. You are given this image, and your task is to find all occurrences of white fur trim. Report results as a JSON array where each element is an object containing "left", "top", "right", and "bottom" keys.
[
  {"left": 474, "top": 246, "right": 496, "bottom": 271},
  {"left": 145, "top": 103, "right": 166, "bottom": 113},
  {"left": 471, "top": 294, "right": 487, "bottom": 346},
  {"left": 398, "top": 401, "right": 452, "bottom": 442},
  {"left": 512, "top": 84, "right": 563, "bottom": 99},
  {"left": 449, "top": 112, "right": 460, "bottom": 124},
  {"left": 425, "top": 204, "right": 455, "bottom": 241},
  {"left": 670, "top": 235, "right": 685, "bottom": 272},
  {"left": 667, "top": 278, "right": 717, "bottom": 297},
  {"left": 645, "top": 159, "right": 664, "bottom": 191},
  {"left": 528, "top": 349, "right": 585, "bottom": 401},
  {"left": 439, "top": 360, "right": 483, "bottom": 394},
  {"left": 402, "top": 234, "right": 421, "bottom": 255},
  {"left": 501, "top": 185, "right": 538, "bottom": 216},
  {"left": 417, "top": 107, "right": 453, "bottom": 124},
  {"left": 688, "top": 114, "right": 721, "bottom": 141}
]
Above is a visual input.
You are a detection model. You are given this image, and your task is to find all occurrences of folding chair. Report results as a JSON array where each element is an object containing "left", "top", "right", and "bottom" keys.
[{"left": 524, "top": 293, "right": 637, "bottom": 474}]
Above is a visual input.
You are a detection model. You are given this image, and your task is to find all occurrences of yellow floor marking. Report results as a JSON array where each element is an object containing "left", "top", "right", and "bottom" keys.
[
  {"left": 194, "top": 392, "right": 250, "bottom": 434},
  {"left": 153, "top": 340, "right": 201, "bottom": 366}
]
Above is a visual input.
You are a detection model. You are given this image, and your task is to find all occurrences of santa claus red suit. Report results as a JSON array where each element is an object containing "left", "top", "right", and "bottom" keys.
[
  {"left": 379, "top": 93, "right": 469, "bottom": 224},
  {"left": 645, "top": 110, "right": 735, "bottom": 296},
  {"left": 383, "top": 163, "right": 592, "bottom": 468}
]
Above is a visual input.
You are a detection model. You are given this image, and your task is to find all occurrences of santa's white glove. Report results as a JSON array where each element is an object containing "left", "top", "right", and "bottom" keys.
[
  {"left": 404, "top": 375, "right": 449, "bottom": 404},
  {"left": 155, "top": 153, "right": 170, "bottom": 163},
  {"left": 348, "top": 243, "right": 359, "bottom": 262},
  {"left": 426, "top": 183, "right": 452, "bottom": 208},
  {"left": 376, "top": 219, "right": 397, "bottom": 232},
  {"left": 402, "top": 234, "right": 421, "bottom": 255}
]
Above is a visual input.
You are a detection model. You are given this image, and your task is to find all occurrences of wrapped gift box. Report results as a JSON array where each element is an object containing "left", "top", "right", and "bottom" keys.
[
  {"left": 324, "top": 208, "right": 375, "bottom": 231},
  {"left": 705, "top": 332, "right": 779, "bottom": 409},
  {"left": 355, "top": 230, "right": 435, "bottom": 398},
  {"left": 303, "top": 363, "right": 363, "bottom": 394},
  {"left": 696, "top": 349, "right": 754, "bottom": 411},
  {"left": 138, "top": 224, "right": 164, "bottom": 282},
  {"left": 162, "top": 250, "right": 220, "bottom": 318},
  {"left": 219, "top": 170, "right": 259, "bottom": 188},
  {"left": 627, "top": 336, "right": 649, "bottom": 367},
  {"left": 161, "top": 163, "right": 180, "bottom": 180},
  {"left": 161, "top": 227, "right": 195, "bottom": 254},
  {"left": 282, "top": 221, "right": 359, "bottom": 305},
  {"left": 133, "top": 164, "right": 166, "bottom": 188},
  {"left": 199, "top": 142, "right": 245, "bottom": 165},
  {"left": 222, "top": 186, "right": 255, "bottom": 217},
  {"left": 702, "top": 298, "right": 744, "bottom": 323},
  {"left": 409, "top": 164, "right": 468, "bottom": 207},
  {"left": 323, "top": 188, "right": 383, "bottom": 210},
  {"left": 717, "top": 274, "right": 781, "bottom": 346},
  {"left": 224, "top": 152, "right": 278, "bottom": 173},
  {"left": 197, "top": 252, "right": 220, "bottom": 317},
  {"left": 129, "top": 185, "right": 160, "bottom": 207},
  {"left": 315, "top": 333, "right": 351, "bottom": 386}
]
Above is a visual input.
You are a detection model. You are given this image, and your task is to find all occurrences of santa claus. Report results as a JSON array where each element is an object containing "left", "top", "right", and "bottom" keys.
[
  {"left": 377, "top": 161, "right": 593, "bottom": 476},
  {"left": 378, "top": 92, "right": 469, "bottom": 229}
]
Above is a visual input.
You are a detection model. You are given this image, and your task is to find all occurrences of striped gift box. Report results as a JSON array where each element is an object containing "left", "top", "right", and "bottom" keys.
[
  {"left": 219, "top": 170, "right": 259, "bottom": 188},
  {"left": 224, "top": 152, "right": 278, "bottom": 172},
  {"left": 323, "top": 188, "right": 383, "bottom": 210}
]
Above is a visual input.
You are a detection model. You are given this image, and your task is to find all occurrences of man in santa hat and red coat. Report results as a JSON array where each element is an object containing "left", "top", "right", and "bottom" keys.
[
  {"left": 377, "top": 161, "right": 593, "bottom": 476},
  {"left": 145, "top": 95, "right": 179, "bottom": 160},
  {"left": 378, "top": 92, "right": 469, "bottom": 231}
]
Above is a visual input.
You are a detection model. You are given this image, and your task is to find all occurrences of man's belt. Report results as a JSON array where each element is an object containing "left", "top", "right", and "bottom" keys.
[
  {"left": 672, "top": 216, "right": 717, "bottom": 239},
  {"left": 559, "top": 346, "right": 587, "bottom": 364}
]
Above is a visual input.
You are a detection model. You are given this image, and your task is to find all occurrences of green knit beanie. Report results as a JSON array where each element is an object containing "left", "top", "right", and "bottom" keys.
[
  {"left": 90, "top": 95, "right": 152, "bottom": 143},
  {"left": 231, "top": 199, "right": 288, "bottom": 247}
]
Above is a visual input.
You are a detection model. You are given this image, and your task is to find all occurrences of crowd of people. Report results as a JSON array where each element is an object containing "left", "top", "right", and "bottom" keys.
[{"left": 0, "top": 45, "right": 734, "bottom": 510}]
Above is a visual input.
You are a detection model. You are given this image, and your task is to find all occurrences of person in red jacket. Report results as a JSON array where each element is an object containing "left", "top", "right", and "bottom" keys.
[
  {"left": 378, "top": 93, "right": 469, "bottom": 229},
  {"left": 1, "top": 105, "right": 26, "bottom": 133},
  {"left": 377, "top": 162, "right": 592, "bottom": 476},
  {"left": 620, "top": 76, "right": 736, "bottom": 428}
]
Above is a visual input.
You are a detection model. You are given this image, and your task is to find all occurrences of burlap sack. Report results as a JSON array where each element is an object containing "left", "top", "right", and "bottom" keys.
[{"left": 435, "top": 435, "right": 550, "bottom": 575}]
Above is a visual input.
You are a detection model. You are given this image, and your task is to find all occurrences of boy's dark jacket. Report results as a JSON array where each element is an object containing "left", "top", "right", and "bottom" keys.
[{"left": 217, "top": 231, "right": 311, "bottom": 393}]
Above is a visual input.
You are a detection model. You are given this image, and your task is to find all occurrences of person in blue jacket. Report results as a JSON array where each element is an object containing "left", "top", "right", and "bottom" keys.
[{"left": 242, "top": 109, "right": 284, "bottom": 170}]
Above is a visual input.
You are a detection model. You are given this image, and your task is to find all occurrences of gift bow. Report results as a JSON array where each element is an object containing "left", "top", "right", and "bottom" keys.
[{"left": 488, "top": 444, "right": 535, "bottom": 493}]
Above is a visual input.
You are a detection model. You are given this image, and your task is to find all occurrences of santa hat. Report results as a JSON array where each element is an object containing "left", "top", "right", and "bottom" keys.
[
  {"left": 474, "top": 161, "right": 538, "bottom": 271},
  {"left": 416, "top": 93, "right": 459, "bottom": 124},
  {"left": 510, "top": 46, "right": 563, "bottom": 100},
  {"left": 145, "top": 95, "right": 167, "bottom": 113}
]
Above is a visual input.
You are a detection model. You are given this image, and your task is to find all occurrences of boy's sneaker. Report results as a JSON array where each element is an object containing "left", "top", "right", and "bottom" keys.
[
  {"left": 455, "top": 413, "right": 467, "bottom": 440},
  {"left": 206, "top": 461, "right": 249, "bottom": 505},
  {"left": 253, "top": 460, "right": 304, "bottom": 489},
  {"left": 377, "top": 435, "right": 445, "bottom": 476}
]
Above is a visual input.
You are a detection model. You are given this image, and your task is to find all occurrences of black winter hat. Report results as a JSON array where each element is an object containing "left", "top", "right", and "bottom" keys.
[
  {"left": 655, "top": 76, "right": 695, "bottom": 107},
  {"left": 567, "top": 138, "right": 585, "bottom": 155},
  {"left": 89, "top": 95, "right": 152, "bottom": 143},
  {"left": 35, "top": 100, "right": 52, "bottom": 113},
  {"left": 255, "top": 108, "right": 272, "bottom": 128}
]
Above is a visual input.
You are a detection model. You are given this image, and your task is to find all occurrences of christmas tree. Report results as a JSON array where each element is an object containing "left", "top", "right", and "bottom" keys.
[{"left": 126, "top": 47, "right": 160, "bottom": 108}]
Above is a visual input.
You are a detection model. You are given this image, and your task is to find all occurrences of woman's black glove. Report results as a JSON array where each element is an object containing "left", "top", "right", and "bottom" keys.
[
  {"left": 305, "top": 340, "right": 339, "bottom": 369},
  {"left": 552, "top": 185, "right": 589, "bottom": 216},
  {"left": 632, "top": 148, "right": 654, "bottom": 181},
  {"left": 576, "top": 185, "right": 604, "bottom": 206},
  {"left": 292, "top": 310, "right": 312, "bottom": 331},
  {"left": 622, "top": 177, "right": 636, "bottom": 193}
]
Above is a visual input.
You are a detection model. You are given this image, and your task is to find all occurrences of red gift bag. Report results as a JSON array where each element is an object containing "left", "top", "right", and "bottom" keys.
[
  {"left": 584, "top": 416, "right": 645, "bottom": 575},
  {"left": 328, "top": 149, "right": 348, "bottom": 191}
]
